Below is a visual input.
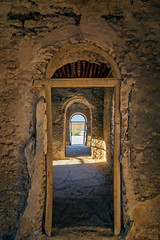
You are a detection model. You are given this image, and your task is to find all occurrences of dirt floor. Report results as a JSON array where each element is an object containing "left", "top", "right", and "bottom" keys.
[{"left": 52, "top": 148, "right": 114, "bottom": 239}]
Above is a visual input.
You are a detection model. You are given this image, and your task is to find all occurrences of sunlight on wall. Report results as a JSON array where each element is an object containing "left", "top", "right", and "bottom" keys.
[
  {"left": 91, "top": 138, "right": 106, "bottom": 160},
  {"left": 53, "top": 138, "right": 108, "bottom": 165}
]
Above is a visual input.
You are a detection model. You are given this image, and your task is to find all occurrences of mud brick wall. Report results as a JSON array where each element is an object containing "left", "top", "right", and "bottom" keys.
[{"left": 0, "top": 0, "right": 160, "bottom": 239}]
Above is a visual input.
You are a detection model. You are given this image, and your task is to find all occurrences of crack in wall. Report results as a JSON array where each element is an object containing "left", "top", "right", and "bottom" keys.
[
  {"left": 8, "top": 11, "right": 82, "bottom": 28},
  {"left": 101, "top": 14, "right": 124, "bottom": 22}
]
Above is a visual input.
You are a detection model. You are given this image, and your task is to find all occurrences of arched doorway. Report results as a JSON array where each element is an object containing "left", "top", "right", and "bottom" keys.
[
  {"left": 34, "top": 42, "right": 121, "bottom": 236},
  {"left": 65, "top": 108, "right": 91, "bottom": 157},
  {"left": 69, "top": 113, "right": 87, "bottom": 145}
]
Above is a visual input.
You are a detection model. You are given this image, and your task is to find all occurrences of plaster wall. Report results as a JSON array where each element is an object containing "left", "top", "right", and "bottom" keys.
[{"left": 0, "top": 0, "right": 160, "bottom": 239}]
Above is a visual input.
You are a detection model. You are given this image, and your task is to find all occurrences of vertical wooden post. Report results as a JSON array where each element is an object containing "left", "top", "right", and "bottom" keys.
[
  {"left": 45, "top": 83, "right": 53, "bottom": 236},
  {"left": 113, "top": 82, "right": 121, "bottom": 235}
]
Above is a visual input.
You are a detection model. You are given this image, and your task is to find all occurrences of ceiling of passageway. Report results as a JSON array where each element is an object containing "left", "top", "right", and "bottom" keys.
[{"left": 51, "top": 60, "right": 113, "bottom": 78}]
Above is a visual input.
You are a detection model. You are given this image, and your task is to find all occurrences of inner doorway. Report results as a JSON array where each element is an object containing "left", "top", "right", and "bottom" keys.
[
  {"left": 65, "top": 100, "right": 91, "bottom": 158},
  {"left": 70, "top": 113, "right": 87, "bottom": 145},
  {"left": 66, "top": 112, "right": 91, "bottom": 157},
  {"left": 52, "top": 86, "right": 114, "bottom": 236}
]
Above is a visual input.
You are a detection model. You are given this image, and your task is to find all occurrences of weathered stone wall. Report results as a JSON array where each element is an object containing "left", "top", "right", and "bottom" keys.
[
  {"left": 15, "top": 98, "right": 47, "bottom": 240},
  {"left": 103, "top": 88, "right": 114, "bottom": 167},
  {"left": 0, "top": 0, "right": 160, "bottom": 239},
  {"left": 91, "top": 88, "right": 105, "bottom": 159}
]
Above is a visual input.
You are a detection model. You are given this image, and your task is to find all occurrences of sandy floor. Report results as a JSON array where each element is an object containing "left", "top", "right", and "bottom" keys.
[{"left": 52, "top": 155, "right": 113, "bottom": 238}]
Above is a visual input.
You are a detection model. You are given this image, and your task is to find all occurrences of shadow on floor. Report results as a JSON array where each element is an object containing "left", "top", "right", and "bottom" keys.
[
  {"left": 53, "top": 197, "right": 113, "bottom": 228},
  {"left": 52, "top": 160, "right": 113, "bottom": 231},
  {"left": 65, "top": 145, "right": 91, "bottom": 157}
]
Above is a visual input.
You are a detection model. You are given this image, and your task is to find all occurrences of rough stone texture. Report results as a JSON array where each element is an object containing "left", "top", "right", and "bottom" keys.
[
  {"left": 0, "top": 0, "right": 160, "bottom": 239},
  {"left": 15, "top": 98, "right": 47, "bottom": 240},
  {"left": 103, "top": 88, "right": 114, "bottom": 167}
]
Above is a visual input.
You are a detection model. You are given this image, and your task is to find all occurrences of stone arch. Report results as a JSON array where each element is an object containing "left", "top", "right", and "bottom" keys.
[
  {"left": 69, "top": 112, "right": 88, "bottom": 146},
  {"left": 42, "top": 41, "right": 121, "bottom": 236},
  {"left": 46, "top": 42, "right": 121, "bottom": 79},
  {"left": 62, "top": 95, "right": 93, "bottom": 111},
  {"left": 63, "top": 96, "right": 93, "bottom": 151}
]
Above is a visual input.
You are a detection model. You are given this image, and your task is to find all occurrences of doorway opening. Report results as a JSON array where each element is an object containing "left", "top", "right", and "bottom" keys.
[
  {"left": 64, "top": 98, "right": 92, "bottom": 158},
  {"left": 52, "top": 86, "right": 114, "bottom": 236},
  {"left": 66, "top": 112, "right": 91, "bottom": 157},
  {"left": 70, "top": 113, "right": 87, "bottom": 145},
  {"left": 35, "top": 42, "right": 121, "bottom": 237}
]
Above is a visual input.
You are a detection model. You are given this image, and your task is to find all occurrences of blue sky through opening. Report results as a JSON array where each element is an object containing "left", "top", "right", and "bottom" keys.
[{"left": 71, "top": 114, "right": 85, "bottom": 122}]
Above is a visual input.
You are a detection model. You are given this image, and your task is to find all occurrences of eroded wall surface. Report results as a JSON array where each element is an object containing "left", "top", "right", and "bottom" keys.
[{"left": 0, "top": 0, "right": 160, "bottom": 239}]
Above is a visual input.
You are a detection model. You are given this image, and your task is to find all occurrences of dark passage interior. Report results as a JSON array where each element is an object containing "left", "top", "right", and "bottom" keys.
[{"left": 52, "top": 86, "right": 114, "bottom": 232}]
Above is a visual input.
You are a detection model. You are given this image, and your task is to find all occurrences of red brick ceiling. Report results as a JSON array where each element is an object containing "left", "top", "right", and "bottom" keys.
[{"left": 51, "top": 60, "right": 113, "bottom": 78}]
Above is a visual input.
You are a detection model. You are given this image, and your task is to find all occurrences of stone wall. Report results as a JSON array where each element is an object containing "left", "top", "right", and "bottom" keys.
[
  {"left": 0, "top": 0, "right": 160, "bottom": 239},
  {"left": 103, "top": 88, "right": 114, "bottom": 167}
]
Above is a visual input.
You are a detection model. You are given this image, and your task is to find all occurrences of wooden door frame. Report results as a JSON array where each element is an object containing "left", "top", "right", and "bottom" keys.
[{"left": 33, "top": 77, "right": 121, "bottom": 236}]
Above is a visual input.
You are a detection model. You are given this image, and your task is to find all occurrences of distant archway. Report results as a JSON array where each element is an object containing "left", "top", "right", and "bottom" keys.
[
  {"left": 69, "top": 113, "right": 87, "bottom": 145},
  {"left": 63, "top": 95, "right": 93, "bottom": 154}
]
